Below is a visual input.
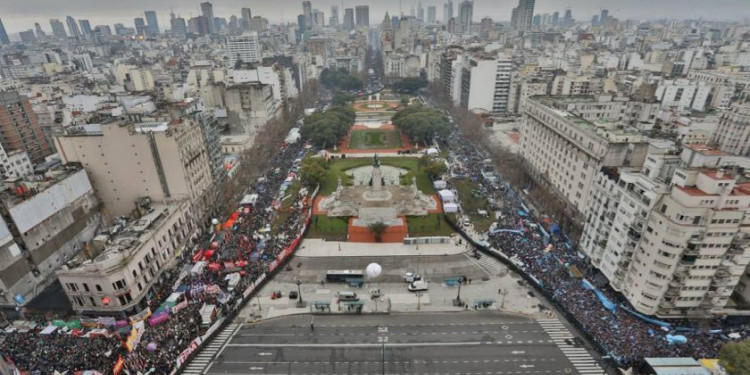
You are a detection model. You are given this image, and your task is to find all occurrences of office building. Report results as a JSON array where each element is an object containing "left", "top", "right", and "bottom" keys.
[
  {"left": 0, "top": 165, "right": 101, "bottom": 308},
  {"left": 563, "top": 9, "right": 573, "bottom": 26},
  {"left": 443, "top": 1, "right": 454, "bottom": 24},
  {"left": 0, "top": 18, "right": 11, "bottom": 44},
  {"left": 134, "top": 17, "right": 147, "bottom": 35},
  {"left": 78, "top": 19, "right": 92, "bottom": 39},
  {"left": 227, "top": 32, "right": 261, "bottom": 66},
  {"left": 66, "top": 16, "right": 82, "bottom": 39},
  {"left": 19, "top": 30, "right": 36, "bottom": 44},
  {"left": 0, "top": 91, "right": 55, "bottom": 164},
  {"left": 355, "top": 5, "right": 370, "bottom": 27},
  {"left": 343, "top": 8, "right": 355, "bottom": 30},
  {"left": 510, "top": 0, "right": 535, "bottom": 32},
  {"left": 34, "top": 23, "right": 45, "bottom": 37},
  {"left": 427, "top": 6, "right": 437, "bottom": 24},
  {"left": 144, "top": 10, "right": 159, "bottom": 36},
  {"left": 458, "top": 0, "right": 473, "bottom": 34},
  {"left": 330, "top": 5, "right": 339, "bottom": 26},
  {"left": 56, "top": 200, "right": 190, "bottom": 313},
  {"left": 241, "top": 8, "right": 253, "bottom": 31},
  {"left": 188, "top": 16, "right": 210, "bottom": 35},
  {"left": 600, "top": 9, "right": 609, "bottom": 25},
  {"left": 459, "top": 53, "right": 513, "bottom": 114},
  {"left": 311, "top": 9, "right": 325, "bottom": 27},
  {"left": 303, "top": 1, "right": 313, "bottom": 30},
  {"left": 712, "top": 100, "right": 750, "bottom": 157},
  {"left": 201, "top": 2, "right": 215, "bottom": 34},
  {"left": 171, "top": 17, "right": 187, "bottom": 36},
  {"left": 417, "top": 2, "right": 425, "bottom": 22}
]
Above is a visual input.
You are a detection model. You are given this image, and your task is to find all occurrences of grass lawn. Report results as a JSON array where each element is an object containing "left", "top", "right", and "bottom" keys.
[
  {"left": 306, "top": 215, "right": 349, "bottom": 241},
  {"left": 319, "top": 157, "right": 435, "bottom": 196},
  {"left": 407, "top": 214, "right": 455, "bottom": 237},
  {"left": 450, "top": 178, "right": 495, "bottom": 233},
  {"left": 348, "top": 130, "right": 403, "bottom": 150}
]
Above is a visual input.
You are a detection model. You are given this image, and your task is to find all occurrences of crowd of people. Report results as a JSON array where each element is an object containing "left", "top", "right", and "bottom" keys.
[
  {"left": 0, "top": 136, "right": 311, "bottom": 374},
  {"left": 441, "top": 127, "right": 750, "bottom": 370}
]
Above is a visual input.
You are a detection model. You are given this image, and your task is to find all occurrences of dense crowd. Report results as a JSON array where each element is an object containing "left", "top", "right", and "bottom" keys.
[
  {"left": 0, "top": 137, "right": 310, "bottom": 374},
  {"left": 441, "top": 128, "right": 750, "bottom": 370}
]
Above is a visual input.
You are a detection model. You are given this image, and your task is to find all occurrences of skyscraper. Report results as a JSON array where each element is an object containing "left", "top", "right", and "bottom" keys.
[
  {"left": 330, "top": 5, "right": 339, "bottom": 26},
  {"left": 343, "top": 8, "right": 354, "bottom": 30},
  {"left": 510, "top": 0, "right": 535, "bottom": 32},
  {"left": 201, "top": 2, "right": 215, "bottom": 34},
  {"left": 563, "top": 9, "right": 573, "bottom": 26},
  {"left": 427, "top": 6, "right": 437, "bottom": 24},
  {"left": 551, "top": 11, "right": 559, "bottom": 26},
  {"left": 145, "top": 11, "right": 159, "bottom": 36},
  {"left": 66, "top": 16, "right": 82, "bottom": 39},
  {"left": 171, "top": 16, "right": 188, "bottom": 36},
  {"left": 417, "top": 2, "right": 425, "bottom": 22},
  {"left": 241, "top": 8, "right": 253, "bottom": 31},
  {"left": 0, "top": 18, "right": 10, "bottom": 44},
  {"left": 34, "top": 23, "right": 45, "bottom": 38},
  {"left": 134, "top": 17, "right": 147, "bottom": 35},
  {"left": 443, "top": 1, "right": 454, "bottom": 24},
  {"left": 599, "top": 9, "right": 609, "bottom": 25},
  {"left": 458, "top": 0, "right": 473, "bottom": 34},
  {"left": 302, "top": 1, "right": 313, "bottom": 30},
  {"left": 355, "top": 5, "right": 369, "bottom": 27},
  {"left": 78, "top": 19, "right": 92, "bottom": 38}
]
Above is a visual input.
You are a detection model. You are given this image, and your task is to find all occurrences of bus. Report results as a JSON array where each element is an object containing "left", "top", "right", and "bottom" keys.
[{"left": 326, "top": 269, "right": 365, "bottom": 283}]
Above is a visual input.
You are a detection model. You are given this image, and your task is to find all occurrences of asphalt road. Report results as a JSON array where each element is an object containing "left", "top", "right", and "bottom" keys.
[{"left": 203, "top": 313, "right": 605, "bottom": 375}]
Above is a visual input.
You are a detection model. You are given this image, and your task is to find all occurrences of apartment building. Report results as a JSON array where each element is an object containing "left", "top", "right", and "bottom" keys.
[
  {"left": 459, "top": 54, "right": 513, "bottom": 114},
  {"left": 53, "top": 119, "right": 214, "bottom": 230},
  {"left": 711, "top": 100, "right": 750, "bottom": 157},
  {"left": 56, "top": 201, "right": 189, "bottom": 313},
  {"left": 226, "top": 32, "right": 261, "bottom": 67},
  {"left": 521, "top": 96, "right": 650, "bottom": 215},
  {"left": 0, "top": 165, "right": 101, "bottom": 307},
  {"left": 0, "top": 91, "right": 55, "bottom": 164}
]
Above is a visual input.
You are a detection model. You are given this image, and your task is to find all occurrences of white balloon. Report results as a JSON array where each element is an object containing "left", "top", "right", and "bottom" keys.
[{"left": 365, "top": 263, "right": 382, "bottom": 278}]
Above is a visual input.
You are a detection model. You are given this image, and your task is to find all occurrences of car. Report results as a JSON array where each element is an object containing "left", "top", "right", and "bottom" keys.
[
  {"left": 408, "top": 280, "right": 429, "bottom": 291},
  {"left": 403, "top": 272, "right": 421, "bottom": 283}
]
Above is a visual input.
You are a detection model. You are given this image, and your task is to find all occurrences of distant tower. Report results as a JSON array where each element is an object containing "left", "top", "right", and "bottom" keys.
[{"left": 200, "top": 2, "right": 215, "bottom": 34}]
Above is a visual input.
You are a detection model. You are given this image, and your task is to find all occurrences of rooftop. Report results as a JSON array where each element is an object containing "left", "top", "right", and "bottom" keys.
[
  {"left": 683, "top": 144, "right": 728, "bottom": 156},
  {"left": 0, "top": 163, "right": 81, "bottom": 208}
]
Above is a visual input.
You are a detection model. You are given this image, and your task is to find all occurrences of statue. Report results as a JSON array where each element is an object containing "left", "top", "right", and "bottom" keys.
[
  {"left": 372, "top": 153, "right": 380, "bottom": 167},
  {"left": 336, "top": 177, "right": 343, "bottom": 191}
]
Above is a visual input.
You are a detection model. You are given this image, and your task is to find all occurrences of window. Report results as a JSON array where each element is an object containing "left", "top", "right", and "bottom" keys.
[
  {"left": 83, "top": 283, "right": 90, "bottom": 292},
  {"left": 96, "top": 284, "right": 102, "bottom": 292}
]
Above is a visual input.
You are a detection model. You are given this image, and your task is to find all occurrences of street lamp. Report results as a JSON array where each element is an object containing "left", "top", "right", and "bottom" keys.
[
  {"left": 296, "top": 279, "right": 304, "bottom": 307},
  {"left": 499, "top": 288, "right": 508, "bottom": 309},
  {"left": 455, "top": 281, "right": 462, "bottom": 306},
  {"left": 416, "top": 292, "right": 423, "bottom": 311}
]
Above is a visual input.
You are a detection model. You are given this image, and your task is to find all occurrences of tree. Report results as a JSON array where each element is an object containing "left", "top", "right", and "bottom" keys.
[
  {"left": 720, "top": 340, "right": 750, "bottom": 375},
  {"left": 392, "top": 77, "right": 428, "bottom": 94},
  {"left": 300, "top": 106, "right": 356, "bottom": 148},
  {"left": 332, "top": 92, "right": 355, "bottom": 106},
  {"left": 392, "top": 105, "right": 451, "bottom": 144},
  {"left": 320, "top": 68, "right": 364, "bottom": 91},
  {"left": 299, "top": 158, "right": 328, "bottom": 188},
  {"left": 424, "top": 159, "right": 448, "bottom": 179},
  {"left": 367, "top": 221, "right": 389, "bottom": 242}
]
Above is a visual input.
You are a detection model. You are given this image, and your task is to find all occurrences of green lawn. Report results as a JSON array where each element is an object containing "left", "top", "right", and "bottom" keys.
[
  {"left": 306, "top": 215, "right": 349, "bottom": 241},
  {"left": 319, "top": 157, "right": 435, "bottom": 196},
  {"left": 349, "top": 130, "right": 402, "bottom": 150},
  {"left": 450, "top": 178, "right": 495, "bottom": 233},
  {"left": 407, "top": 214, "right": 455, "bottom": 237}
]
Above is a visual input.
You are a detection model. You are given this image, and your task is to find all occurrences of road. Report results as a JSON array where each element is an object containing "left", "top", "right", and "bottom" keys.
[{"left": 201, "top": 313, "right": 605, "bottom": 375}]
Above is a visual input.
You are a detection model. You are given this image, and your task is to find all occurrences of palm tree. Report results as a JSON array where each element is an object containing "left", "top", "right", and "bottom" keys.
[{"left": 367, "top": 221, "right": 389, "bottom": 242}]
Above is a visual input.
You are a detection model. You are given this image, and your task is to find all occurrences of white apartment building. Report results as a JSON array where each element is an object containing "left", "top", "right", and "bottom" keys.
[
  {"left": 655, "top": 79, "right": 712, "bottom": 112},
  {"left": 226, "top": 32, "right": 261, "bottom": 66},
  {"left": 711, "top": 100, "right": 750, "bottom": 157},
  {"left": 53, "top": 119, "right": 214, "bottom": 228},
  {"left": 231, "top": 64, "right": 299, "bottom": 111},
  {"left": 114, "top": 65, "right": 155, "bottom": 92},
  {"left": 521, "top": 96, "right": 650, "bottom": 216},
  {"left": 686, "top": 70, "right": 750, "bottom": 109},
  {"left": 551, "top": 74, "right": 603, "bottom": 96},
  {"left": 621, "top": 168, "right": 750, "bottom": 317},
  {"left": 56, "top": 202, "right": 189, "bottom": 313},
  {"left": 457, "top": 53, "right": 513, "bottom": 114}
]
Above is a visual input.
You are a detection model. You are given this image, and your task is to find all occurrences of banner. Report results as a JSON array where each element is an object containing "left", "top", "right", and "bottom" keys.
[
  {"left": 204, "top": 285, "right": 221, "bottom": 295},
  {"left": 97, "top": 317, "right": 116, "bottom": 327},
  {"left": 269, "top": 260, "right": 278, "bottom": 272},
  {"left": 149, "top": 313, "right": 169, "bottom": 326},
  {"left": 112, "top": 355, "right": 125, "bottom": 375},
  {"left": 129, "top": 307, "right": 152, "bottom": 324},
  {"left": 175, "top": 336, "right": 203, "bottom": 367},
  {"left": 81, "top": 317, "right": 100, "bottom": 328},
  {"left": 125, "top": 321, "right": 145, "bottom": 352},
  {"left": 172, "top": 300, "right": 189, "bottom": 313}
]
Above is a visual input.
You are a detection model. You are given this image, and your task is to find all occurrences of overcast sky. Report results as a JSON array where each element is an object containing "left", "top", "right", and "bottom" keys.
[{"left": 2, "top": 0, "right": 749, "bottom": 34}]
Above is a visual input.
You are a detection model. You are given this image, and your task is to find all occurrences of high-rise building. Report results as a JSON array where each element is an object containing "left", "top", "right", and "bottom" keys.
[
  {"left": 201, "top": 2, "right": 215, "bottom": 34},
  {"left": 600, "top": 9, "right": 609, "bottom": 25},
  {"left": 241, "top": 8, "right": 253, "bottom": 31},
  {"left": 188, "top": 16, "right": 210, "bottom": 35},
  {"left": 510, "top": 0, "right": 535, "bottom": 32},
  {"left": 34, "top": 23, "right": 45, "bottom": 37},
  {"left": 311, "top": 9, "right": 325, "bottom": 27},
  {"left": 66, "top": 16, "right": 82, "bottom": 39},
  {"left": 343, "top": 8, "right": 355, "bottom": 30},
  {"left": 50, "top": 19, "right": 68, "bottom": 38},
  {"left": 0, "top": 91, "right": 55, "bottom": 164},
  {"left": 711, "top": 100, "right": 750, "bottom": 157},
  {"left": 134, "top": 17, "right": 147, "bottom": 35},
  {"left": 227, "top": 32, "right": 261, "bottom": 66},
  {"left": 458, "top": 54, "right": 512, "bottom": 114},
  {"left": 144, "top": 10, "right": 159, "bottom": 36},
  {"left": 19, "top": 30, "right": 36, "bottom": 44},
  {"left": 0, "top": 18, "right": 10, "bottom": 44},
  {"left": 78, "top": 19, "right": 92, "bottom": 38},
  {"left": 458, "top": 0, "right": 473, "bottom": 34},
  {"left": 355, "top": 5, "right": 370, "bottom": 27},
  {"left": 94, "top": 25, "right": 112, "bottom": 36},
  {"left": 443, "top": 1, "right": 454, "bottom": 24},
  {"left": 563, "top": 9, "right": 573, "bottom": 26},
  {"left": 480, "top": 17, "right": 493, "bottom": 35},
  {"left": 330, "top": 5, "right": 339, "bottom": 26},
  {"left": 551, "top": 11, "right": 559, "bottom": 25},
  {"left": 417, "top": 2, "right": 425, "bottom": 22},
  {"left": 302, "top": 1, "right": 313, "bottom": 30},
  {"left": 427, "top": 6, "right": 437, "bottom": 24},
  {"left": 171, "top": 17, "right": 188, "bottom": 36}
]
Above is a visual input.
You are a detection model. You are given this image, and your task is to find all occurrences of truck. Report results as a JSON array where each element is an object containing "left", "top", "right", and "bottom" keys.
[{"left": 408, "top": 280, "right": 429, "bottom": 292}]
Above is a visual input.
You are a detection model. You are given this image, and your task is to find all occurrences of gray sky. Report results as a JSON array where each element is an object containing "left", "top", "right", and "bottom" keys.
[{"left": 2, "top": 0, "right": 749, "bottom": 34}]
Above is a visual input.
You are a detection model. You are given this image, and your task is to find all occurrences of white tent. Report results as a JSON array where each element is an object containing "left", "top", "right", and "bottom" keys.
[
  {"left": 425, "top": 148, "right": 439, "bottom": 156},
  {"left": 438, "top": 189, "right": 455, "bottom": 203},
  {"left": 433, "top": 180, "right": 447, "bottom": 189},
  {"left": 444, "top": 203, "right": 459, "bottom": 213},
  {"left": 40, "top": 325, "right": 58, "bottom": 335},
  {"left": 191, "top": 261, "right": 207, "bottom": 275}
]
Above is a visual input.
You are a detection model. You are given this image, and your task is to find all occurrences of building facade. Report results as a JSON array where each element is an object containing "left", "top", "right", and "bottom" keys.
[
  {"left": 0, "top": 91, "right": 55, "bottom": 164},
  {"left": 711, "top": 100, "right": 750, "bottom": 157}
]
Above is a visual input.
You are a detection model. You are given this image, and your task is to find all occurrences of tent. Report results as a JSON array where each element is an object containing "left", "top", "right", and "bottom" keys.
[
  {"left": 433, "top": 180, "right": 447, "bottom": 189},
  {"left": 438, "top": 189, "right": 455, "bottom": 203},
  {"left": 40, "top": 325, "right": 58, "bottom": 335},
  {"left": 190, "top": 261, "right": 207, "bottom": 275},
  {"left": 425, "top": 148, "right": 439, "bottom": 155},
  {"left": 444, "top": 203, "right": 459, "bottom": 213}
]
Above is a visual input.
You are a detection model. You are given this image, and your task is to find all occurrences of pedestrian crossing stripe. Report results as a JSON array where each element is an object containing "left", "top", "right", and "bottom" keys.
[{"left": 537, "top": 318, "right": 605, "bottom": 375}]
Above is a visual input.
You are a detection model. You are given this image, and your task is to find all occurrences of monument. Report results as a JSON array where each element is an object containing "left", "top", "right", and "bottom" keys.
[{"left": 318, "top": 154, "right": 437, "bottom": 226}]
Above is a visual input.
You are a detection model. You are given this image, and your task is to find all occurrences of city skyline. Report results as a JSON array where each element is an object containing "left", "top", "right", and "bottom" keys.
[{"left": 2, "top": 0, "right": 749, "bottom": 34}]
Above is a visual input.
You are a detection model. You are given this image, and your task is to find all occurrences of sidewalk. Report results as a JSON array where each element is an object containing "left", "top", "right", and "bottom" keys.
[{"left": 296, "top": 238, "right": 466, "bottom": 257}]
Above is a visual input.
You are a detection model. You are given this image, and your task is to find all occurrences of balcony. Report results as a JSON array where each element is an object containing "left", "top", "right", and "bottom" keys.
[
  {"left": 665, "top": 287, "right": 680, "bottom": 297},
  {"left": 627, "top": 230, "right": 642, "bottom": 242}
]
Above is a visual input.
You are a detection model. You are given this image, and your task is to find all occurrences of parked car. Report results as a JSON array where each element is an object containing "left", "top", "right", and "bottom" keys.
[
  {"left": 408, "top": 280, "right": 429, "bottom": 292},
  {"left": 403, "top": 272, "right": 422, "bottom": 283}
]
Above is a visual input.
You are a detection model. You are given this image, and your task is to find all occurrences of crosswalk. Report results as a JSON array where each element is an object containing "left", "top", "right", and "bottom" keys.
[
  {"left": 466, "top": 252, "right": 507, "bottom": 276},
  {"left": 537, "top": 319, "right": 605, "bottom": 375},
  {"left": 181, "top": 323, "right": 241, "bottom": 375}
]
